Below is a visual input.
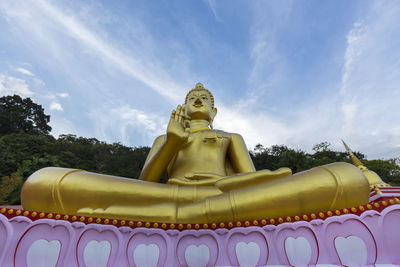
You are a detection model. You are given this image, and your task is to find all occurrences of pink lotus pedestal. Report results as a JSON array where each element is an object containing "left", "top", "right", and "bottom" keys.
[{"left": 1, "top": 197, "right": 400, "bottom": 266}]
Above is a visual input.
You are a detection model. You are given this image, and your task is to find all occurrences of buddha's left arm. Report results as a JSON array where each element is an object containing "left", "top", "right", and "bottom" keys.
[{"left": 228, "top": 133, "right": 256, "bottom": 173}]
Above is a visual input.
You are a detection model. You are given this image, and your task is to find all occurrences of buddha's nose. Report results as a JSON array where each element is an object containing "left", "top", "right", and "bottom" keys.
[{"left": 194, "top": 98, "right": 202, "bottom": 105}]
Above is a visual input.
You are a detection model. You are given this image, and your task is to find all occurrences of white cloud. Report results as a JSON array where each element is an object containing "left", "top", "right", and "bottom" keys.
[
  {"left": 16, "top": 61, "right": 32, "bottom": 67},
  {"left": 49, "top": 101, "right": 63, "bottom": 111},
  {"left": 333, "top": 2, "right": 400, "bottom": 158},
  {"left": 5, "top": 0, "right": 185, "bottom": 103},
  {"left": 57, "top": 92, "right": 69, "bottom": 98},
  {"left": 15, "top": 67, "right": 34, "bottom": 76},
  {"left": 45, "top": 92, "right": 68, "bottom": 100},
  {"left": 204, "top": 0, "right": 222, "bottom": 22},
  {"left": 245, "top": 2, "right": 292, "bottom": 107},
  {"left": 49, "top": 116, "right": 81, "bottom": 139},
  {"left": 0, "top": 74, "right": 34, "bottom": 97},
  {"left": 95, "top": 105, "right": 167, "bottom": 146},
  {"left": 215, "top": 103, "right": 292, "bottom": 150},
  {"left": 230, "top": 1, "right": 400, "bottom": 159},
  {"left": 90, "top": 0, "right": 399, "bottom": 159},
  {"left": 340, "top": 20, "right": 366, "bottom": 95},
  {"left": 32, "top": 77, "right": 45, "bottom": 87}
]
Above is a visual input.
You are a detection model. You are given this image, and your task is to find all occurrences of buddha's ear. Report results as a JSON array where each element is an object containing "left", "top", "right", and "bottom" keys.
[{"left": 211, "top": 107, "right": 217, "bottom": 120}]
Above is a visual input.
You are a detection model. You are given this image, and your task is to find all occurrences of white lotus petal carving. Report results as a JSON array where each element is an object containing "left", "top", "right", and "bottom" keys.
[
  {"left": 133, "top": 244, "right": 159, "bottom": 267},
  {"left": 235, "top": 241, "right": 260, "bottom": 267},
  {"left": 335, "top": 236, "right": 367, "bottom": 266},
  {"left": 284, "top": 236, "right": 311, "bottom": 266},
  {"left": 185, "top": 244, "right": 210, "bottom": 267},
  {"left": 83, "top": 240, "right": 111, "bottom": 267},
  {"left": 27, "top": 239, "right": 61, "bottom": 267}
]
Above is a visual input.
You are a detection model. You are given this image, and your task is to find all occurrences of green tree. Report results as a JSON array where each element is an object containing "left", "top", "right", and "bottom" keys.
[
  {"left": 365, "top": 158, "right": 400, "bottom": 186},
  {"left": 0, "top": 133, "right": 55, "bottom": 178},
  {"left": 0, "top": 95, "right": 51, "bottom": 135},
  {"left": 312, "top": 141, "right": 331, "bottom": 152},
  {"left": 50, "top": 134, "right": 150, "bottom": 178},
  {"left": 251, "top": 142, "right": 400, "bottom": 186},
  {"left": 0, "top": 173, "right": 22, "bottom": 204}
]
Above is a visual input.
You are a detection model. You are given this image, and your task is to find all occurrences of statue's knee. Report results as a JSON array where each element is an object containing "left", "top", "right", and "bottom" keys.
[{"left": 21, "top": 167, "right": 81, "bottom": 212}]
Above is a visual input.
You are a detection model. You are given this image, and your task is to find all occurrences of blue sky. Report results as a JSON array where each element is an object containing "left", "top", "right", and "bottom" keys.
[{"left": 0, "top": 0, "right": 399, "bottom": 159}]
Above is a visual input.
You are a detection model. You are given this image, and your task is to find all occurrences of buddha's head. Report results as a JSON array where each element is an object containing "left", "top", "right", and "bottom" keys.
[{"left": 185, "top": 83, "right": 217, "bottom": 126}]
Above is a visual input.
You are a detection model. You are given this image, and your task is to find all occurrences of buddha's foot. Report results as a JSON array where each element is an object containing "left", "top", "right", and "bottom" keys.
[
  {"left": 77, "top": 203, "right": 177, "bottom": 222},
  {"left": 215, "top": 167, "right": 292, "bottom": 192}
]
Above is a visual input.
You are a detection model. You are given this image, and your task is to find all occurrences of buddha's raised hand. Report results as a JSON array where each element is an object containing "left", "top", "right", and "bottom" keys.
[{"left": 167, "top": 104, "right": 190, "bottom": 142}]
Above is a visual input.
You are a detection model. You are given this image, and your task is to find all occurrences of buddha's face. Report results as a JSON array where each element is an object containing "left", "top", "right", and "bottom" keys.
[{"left": 185, "top": 90, "right": 217, "bottom": 121}]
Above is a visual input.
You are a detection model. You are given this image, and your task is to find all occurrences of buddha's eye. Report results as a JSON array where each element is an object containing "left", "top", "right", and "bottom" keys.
[
  {"left": 190, "top": 97, "right": 195, "bottom": 100},
  {"left": 201, "top": 97, "right": 207, "bottom": 100}
]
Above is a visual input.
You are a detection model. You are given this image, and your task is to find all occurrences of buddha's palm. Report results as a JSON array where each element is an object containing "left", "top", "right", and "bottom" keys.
[{"left": 167, "top": 104, "right": 189, "bottom": 142}]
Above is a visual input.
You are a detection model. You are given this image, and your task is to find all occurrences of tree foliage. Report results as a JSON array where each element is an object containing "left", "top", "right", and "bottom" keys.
[
  {"left": 251, "top": 143, "right": 400, "bottom": 186},
  {"left": 0, "top": 173, "right": 22, "bottom": 204},
  {"left": 0, "top": 95, "right": 51, "bottom": 136},
  {"left": 0, "top": 133, "right": 150, "bottom": 204}
]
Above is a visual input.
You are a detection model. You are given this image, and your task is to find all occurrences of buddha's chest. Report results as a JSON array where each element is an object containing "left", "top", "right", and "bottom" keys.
[{"left": 178, "top": 130, "right": 231, "bottom": 159}]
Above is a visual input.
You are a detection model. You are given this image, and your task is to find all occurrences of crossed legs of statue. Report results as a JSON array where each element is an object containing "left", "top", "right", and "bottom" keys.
[{"left": 76, "top": 163, "right": 369, "bottom": 223}]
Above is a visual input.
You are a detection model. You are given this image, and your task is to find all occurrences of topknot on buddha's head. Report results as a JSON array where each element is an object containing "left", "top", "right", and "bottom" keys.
[{"left": 185, "top": 83, "right": 214, "bottom": 108}]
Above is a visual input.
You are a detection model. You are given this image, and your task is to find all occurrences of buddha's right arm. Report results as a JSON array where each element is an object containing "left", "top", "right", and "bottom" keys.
[
  {"left": 139, "top": 135, "right": 180, "bottom": 182},
  {"left": 140, "top": 104, "right": 189, "bottom": 182}
]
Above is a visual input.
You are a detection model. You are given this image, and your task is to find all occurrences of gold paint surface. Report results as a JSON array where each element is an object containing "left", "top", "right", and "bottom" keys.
[{"left": 21, "top": 83, "right": 372, "bottom": 223}]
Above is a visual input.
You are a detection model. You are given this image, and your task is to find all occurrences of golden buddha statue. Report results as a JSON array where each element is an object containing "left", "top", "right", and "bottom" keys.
[{"left": 22, "top": 83, "right": 374, "bottom": 223}]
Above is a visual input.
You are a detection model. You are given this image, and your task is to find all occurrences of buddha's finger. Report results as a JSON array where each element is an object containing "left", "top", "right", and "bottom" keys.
[
  {"left": 175, "top": 105, "right": 181, "bottom": 122},
  {"left": 171, "top": 110, "right": 176, "bottom": 120},
  {"left": 179, "top": 107, "right": 186, "bottom": 124},
  {"left": 178, "top": 105, "right": 184, "bottom": 123},
  {"left": 180, "top": 104, "right": 187, "bottom": 124},
  {"left": 177, "top": 105, "right": 183, "bottom": 123}
]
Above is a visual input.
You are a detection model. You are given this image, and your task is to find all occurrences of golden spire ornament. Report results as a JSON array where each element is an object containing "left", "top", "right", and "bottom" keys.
[
  {"left": 342, "top": 139, "right": 365, "bottom": 169},
  {"left": 342, "top": 139, "right": 389, "bottom": 187}
]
